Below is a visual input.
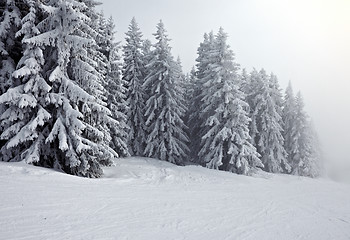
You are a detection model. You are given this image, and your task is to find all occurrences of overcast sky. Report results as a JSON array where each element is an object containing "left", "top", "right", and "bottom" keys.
[{"left": 98, "top": 0, "right": 350, "bottom": 172}]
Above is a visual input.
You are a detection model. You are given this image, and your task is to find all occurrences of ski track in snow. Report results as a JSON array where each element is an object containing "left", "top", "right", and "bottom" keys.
[{"left": 0, "top": 157, "right": 350, "bottom": 240}]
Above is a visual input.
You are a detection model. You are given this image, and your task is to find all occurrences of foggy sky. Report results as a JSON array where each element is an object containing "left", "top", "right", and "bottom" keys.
[{"left": 98, "top": 0, "right": 350, "bottom": 174}]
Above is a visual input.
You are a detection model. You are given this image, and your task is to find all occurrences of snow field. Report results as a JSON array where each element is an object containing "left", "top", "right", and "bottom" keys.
[{"left": 1, "top": 157, "right": 349, "bottom": 240}]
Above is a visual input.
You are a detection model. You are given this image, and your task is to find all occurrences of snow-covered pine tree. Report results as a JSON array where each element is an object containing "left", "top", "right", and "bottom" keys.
[
  {"left": 141, "top": 39, "right": 152, "bottom": 57},
  {"left": 93, "top": 11, "right": 108, "bottom": 79},
  {"left": 183, "top": 66, "right": 196, "bottom": 145},
  {"left": 186, "top": 67, "right": 196, "bottom": 106},
  {"left": 68, "top": 1, "right": 117, "bottom": 167},
  {"left": 246, "top": 69, "right": 290, "bottom": 173},
  {"left": 174, "top": 56, "right": 190, "bottom": 146},
  {"left": 0, "top": 0, "right": 51, "bottom": 163},
  {"left": 304, "top": 120, "right": 322, "bottom": 177},
  {"left": 103, "top": 15, "right": 130, "bottom": 158},
  {"left": 0, "top": 0, "right": 23, "bottom": 95},
  {"left": 243, "top": 69, "right": 258, "bottom": 144},
  {"left": 141, "top": 38, "right": 152, "bottom": 98},
  {"left": 122, "top": 17, "right": 147, "bottom": 156},
  {"left": 198, "top": 28, "right": 262, "bottom": 174},
  {"left": 292, "top": 92, "right": 320, "bottom": 177},
  {"left": 196, "top": 32, "right": 214, "bottom": 81},
  {"left": 282, "top": 81, "right": 299, "bottom": 172},
  {"left": 143, "top": 20, "right": 189, "bottom": 164},
  {"left": 188, "top": 32, "right": 215, "bottom": 164},
  {"left": 174, "top": 56, "right": 188, "bottom": 107},
  {"left": 240, "top": 68, "right": 251, "bottom": 96},
  {"left": 18, "top": 0, "right": 114, "bottom": 177}
]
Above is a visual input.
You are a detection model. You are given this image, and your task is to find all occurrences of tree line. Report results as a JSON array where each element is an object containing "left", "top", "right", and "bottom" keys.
[{"left": 0, "top": 0, "right": 321, "bottom": 178}]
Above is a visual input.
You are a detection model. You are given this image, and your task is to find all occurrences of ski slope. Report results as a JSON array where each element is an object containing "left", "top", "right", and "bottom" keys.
[{"left": 1, "top": 157, "right": 350, "bottom": 240}]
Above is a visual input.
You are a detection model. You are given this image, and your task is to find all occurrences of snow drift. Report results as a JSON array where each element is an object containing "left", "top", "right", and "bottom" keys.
[{"left": 1, "top": 157, "right": 349, "bottom": 240}]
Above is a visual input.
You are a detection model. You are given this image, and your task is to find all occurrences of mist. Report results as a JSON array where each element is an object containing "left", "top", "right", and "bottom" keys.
[{"left": 99, "top": 0, "right": 350, "bottom": 180}]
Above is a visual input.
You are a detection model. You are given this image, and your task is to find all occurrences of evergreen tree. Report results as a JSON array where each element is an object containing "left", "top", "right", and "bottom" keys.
[
  {"left": 292, "top": 92, "right": 320, "bottom": 177},
  {"left": 0, "top": 0, "right": 25, "bottom": 151},
  {"left": 92, "top": 13, "right": 130, "bottom": 158},
  {"left": 174, "top": 56, "right": 188, "bottom": 108},
  {"left": 141, "top": 38, "right": 152, "bottom": 98},
  {"left": 240, "top": 68, "right": 251, "bottom": 98},
  {"left": 122, "top": 17, "right": 147, "bottom": 156},
  {"left": 282, "top": 81, "right": 299, "bottom": 172},
  {"left": 246, "top": 69, "right": 290, "bottom": 173},
  {"left": 141, "top": 39, "right": 152, "bottom": 64},
  {"left": 188, "top": 32, "right": 215, "bottom": 163},
  {"left": 198, "top": 28, "right": 262, "bottom": 174},
  {"left": 184, "top": 66, "right": 196, "bottom": 147},
  {"left": 67, "top": 1, "right": 117, "bottom": 166},
  {"left": 186, "top": 67, "right": 196, "bottom": 106},
  {"left": 102, "top": 16, "right": 130, "bottom": 158},
  {"left": 93, "top": 11, "right": 108, "bottom": 80},
  {"left": 15, "top": 0, "right": 114, "bottom": 177},
  {"left": 0, "top": 0, "right": 23, "bottom": 95},
  {"left": 0, "top": 0, "right": 51, "bottom": 163},
  {"left": 305, "top": 120, "right": 322, "bottom": 177},
  {"left": 143, "top": 20, "right": 189, "bottom": 164}
]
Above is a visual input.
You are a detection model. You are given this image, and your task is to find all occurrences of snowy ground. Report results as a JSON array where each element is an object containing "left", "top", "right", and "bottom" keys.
[{"left": 1, "top": 157, "right": 350, "bottom": 240}]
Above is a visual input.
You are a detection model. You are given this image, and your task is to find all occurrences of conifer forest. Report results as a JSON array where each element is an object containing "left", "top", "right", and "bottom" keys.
[{"left": 0, "top": 0, "right": 321, "bottom": 178}]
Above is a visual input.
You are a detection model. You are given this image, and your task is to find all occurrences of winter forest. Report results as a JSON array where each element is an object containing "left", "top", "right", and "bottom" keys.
[{"left": 0, "top": 0, "right": 321, "bottom": 178}]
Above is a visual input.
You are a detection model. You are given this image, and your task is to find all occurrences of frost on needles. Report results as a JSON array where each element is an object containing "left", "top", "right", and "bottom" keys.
[
  {"left": 142, "top": 21, "right": 189, "bottom": 165},
  {"left": 0, "top": 1, "right": 321, "bottom": 178},
  {"left": 195, "top": 28, "right": 262, "bottom": 175}
]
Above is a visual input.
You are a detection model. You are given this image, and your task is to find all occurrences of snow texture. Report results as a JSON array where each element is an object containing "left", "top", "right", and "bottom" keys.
[{"left": 0, "top": 158, "right": 349, "bottom": 240}]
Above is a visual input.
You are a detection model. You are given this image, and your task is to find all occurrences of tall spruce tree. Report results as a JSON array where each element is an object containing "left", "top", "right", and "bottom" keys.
[
  {"left": 174, "top": 56, "right": 188, "bottom": 113},
  {"left": 240, "top": 68, "right": 251, "bottom": 95},
  {"left": 246, "top": 69, "right": 290, "bottom": 173},
  {"left": 122, "top": 17, "right": 147, "bottom": 156},
  {"left": 292, "top": 92, "right": 320, "bottom": 177},
  {"left": 16, "top": 0, "right": 114, "bottom": 177},
  {"left": 141, "top": 38, "right": 152, "bottom": 98},
  {"left": 184, "top": 66, "right": 196, "bottom": 149},
  {"left": 188, "top": 32, "right": 215, "bottom": 164},
  {"left": 102, "top": 16, "right": 130, "bottom": 158},
  {"left": 304, "top": 120, "right": 322, "bottom": 177},
  {"left": 0, "top": 0, "right": 51, "bottom": 163},
  {"left": 198, "top": 28, "right": 262, "bottom": 174},
  {"left": 0, "top": 0, "right": 25, "bottom": 150},
  {"left": 143, "top": 20, "right": 189, "bottom": 164},
  {"left": 282, "top": 81, "right": 299, "bottom": 172},
  {"left": 0, "top": 0, "right": 23, "bottom": 95},
  {"left": 67, "top": 1, "right": 118, "bottom": 167}
]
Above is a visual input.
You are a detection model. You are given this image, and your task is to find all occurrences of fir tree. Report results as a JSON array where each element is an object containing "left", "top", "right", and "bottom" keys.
[
  {"left": 0, "top": 0, "right": 23, "bottom": 95},
  {"left": 67, "top": 1, "right": 117, "bottom": 166},
  {"left": 188, "top": 32, "right": 215, "bottom": 163},
  {"left": 0, "top": 0, "right": 25, "bottom": 151},
  {"left": 282, "top": 81, "right": 299, "bottom": 172},
  {"left": 304, "top": 120, "right": 322, "bottom": 177},
  {"left": 143, "top": 20, "right": 189, "bottom": 164},
  {"left": 122, "top": 17, "right": 147, "bottom": 156},
  {"left": 18, "top": 0, "right": 113, "bottom": 177},
  {"left": 185, "top": 67, "right": 196, "bottom": 107},
  {"left": 184, "top": 66, "right": 196, "bottom": 149},
  {"left": 292, "top": 92, "right": 320, "bottom": 177},
  {"left": 198, "top": 28, "right": 262, "bottom": 174},
  {"left": 240, "top": 68, "right": 251, "bottom": 97},
  {"left": 174, "top": 56, "right": 188, "bottom": 111},
  {"left": 141, "top": 38, "right": 152, "bottom": 98},
  {"left": 103, "top": 16, "right": 130, "bottom": 158},
  {"left": 0, "top": 0, "right": 51, "bottom": 163},
  {"left": 246, "top": 69, "right": 290, "bottom": 173}
]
